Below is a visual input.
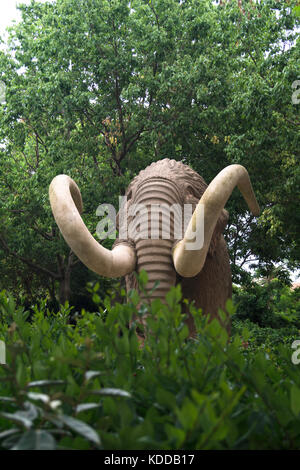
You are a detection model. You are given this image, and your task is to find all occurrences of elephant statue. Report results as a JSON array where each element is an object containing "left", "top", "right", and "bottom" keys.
[{"left": 49, "top": 159, "right": 259, "bottom": 338}]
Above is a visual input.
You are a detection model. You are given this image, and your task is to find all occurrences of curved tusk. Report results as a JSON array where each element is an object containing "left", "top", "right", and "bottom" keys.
[
  {"left": 172, "top": 165, "right": 260, "bottom": 278},
  {"left": 49, "top": 175, "right": 136, "bottom": 278}
]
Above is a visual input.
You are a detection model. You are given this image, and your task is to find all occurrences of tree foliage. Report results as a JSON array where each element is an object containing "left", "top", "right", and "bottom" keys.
[{"left": 0, "top": 0, "right": 299, "bottom": 303}]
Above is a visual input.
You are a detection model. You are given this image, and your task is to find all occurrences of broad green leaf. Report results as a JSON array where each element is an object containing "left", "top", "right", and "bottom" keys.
[
  {"left": 0, "top": 396, "right": 16, "bottom": 403},
  {"left": 27, "top": 392, "right": 50, "bottom": 404},
  {"left": 92, "top": 388, "right": 132, "bottom": 398},
  {"left": 12, "top": 430, "right": 56, "bottom": 450},
  {"left": 293, "top": 5, "right": 300, "bottom": 16},
  {"left": 27, "top": 380, "right": 66, "bottom": 388},
  {"left": 138, "top": 270, "right": 148, "bottom": 287},
  {"left": 0, "top": 412, "right": 32, "bottom": 430},
  {"left": 76, "top": 403, "right": 100, "bottom": 414},
  {"left": 84, "top": 371, "right": 101, "bottom": 382},
  {"left": 18, "top": 402, "right": 39, "bottom": 422},
  {"left": 225, "top": 299, "right": 236, "bottom": 316},
  {"left": 58, "top": 415, "right": 101, "bottom": 446},
  {"left": 0, "top": 428, "right": 20, "bottom": 440},
  {"left": 291, "top": 385, "right": 300, "bottom": 416}
]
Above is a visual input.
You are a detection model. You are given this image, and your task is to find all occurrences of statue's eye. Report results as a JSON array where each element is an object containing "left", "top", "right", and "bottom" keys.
[{"left": 187, "top": 185, "right": 197, "bottom": 199}]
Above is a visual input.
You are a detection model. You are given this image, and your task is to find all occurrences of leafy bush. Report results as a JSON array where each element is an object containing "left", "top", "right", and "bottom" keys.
[
  {"left": 232, "top": 318, "right": 299, "bottom": 364},
  {"left": 0, "top": 281, "right": 300, "bottom": 450},
  {"left": 233, "top": 280, "right": 300, "bottom": 329}
]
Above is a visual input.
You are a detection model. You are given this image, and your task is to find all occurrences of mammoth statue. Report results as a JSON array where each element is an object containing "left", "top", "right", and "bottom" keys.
[{"left": 49, "top": 159, "right": 259, "bottom": 337}]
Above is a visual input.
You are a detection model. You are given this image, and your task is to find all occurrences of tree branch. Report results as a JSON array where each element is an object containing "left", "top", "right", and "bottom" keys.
[{"left": 0, "top": 233, "right": 60, "bottom": 280}]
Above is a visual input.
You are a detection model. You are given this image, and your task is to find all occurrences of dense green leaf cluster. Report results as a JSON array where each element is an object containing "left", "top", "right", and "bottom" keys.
[
  {"left": 233, "top": 280, "right": 300, "bottom": 328},
  {"left": 1, "top": 281, "right": 300, "bottom": 450}
]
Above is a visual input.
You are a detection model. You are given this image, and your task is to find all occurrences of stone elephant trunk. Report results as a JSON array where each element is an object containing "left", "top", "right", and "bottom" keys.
[
  {"left": 49, "top": 158, "right": 260, "bottom": 339},
  {"left": 128, "top": 177, "right": 182, "bottom": 303}
]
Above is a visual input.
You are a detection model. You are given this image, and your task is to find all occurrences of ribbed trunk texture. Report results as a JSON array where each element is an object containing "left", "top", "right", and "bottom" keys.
[{"left": 132, "top": 178, "right": 181, "bottom": 303}]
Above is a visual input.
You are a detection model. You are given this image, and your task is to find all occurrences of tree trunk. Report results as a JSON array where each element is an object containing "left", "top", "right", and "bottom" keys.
[
  {"left": 57, "top": 251, "right": 74, "bottom": 305},
  {"left": 59, "top": 270, "right": 71, "bottom": 305}
]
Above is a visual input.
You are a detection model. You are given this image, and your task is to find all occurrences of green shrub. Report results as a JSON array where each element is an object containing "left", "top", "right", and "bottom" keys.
[
  {"left": 232, "top": 318, "right": 299, "bottom": 364},
  {"left": 0, "top": 281, "right": 300, "bottom": 450},
  {"left": 233, "top": 280, "right": 300, "bottom": 329}
]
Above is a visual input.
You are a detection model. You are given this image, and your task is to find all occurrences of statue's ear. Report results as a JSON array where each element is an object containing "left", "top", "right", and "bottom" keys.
[{"left": 208, "top": 209, "right": 229, "bottom": 256}]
